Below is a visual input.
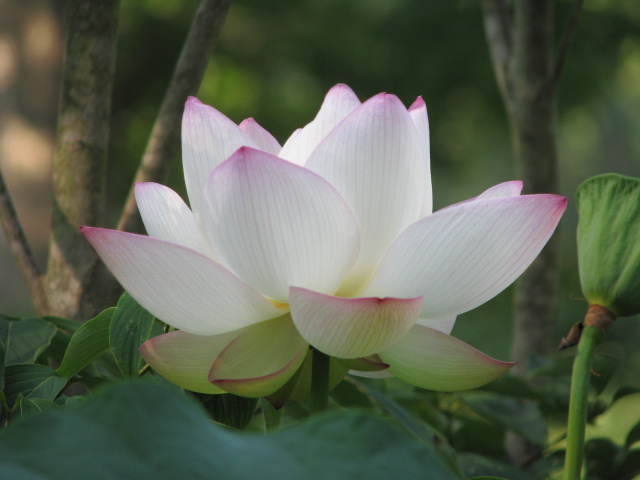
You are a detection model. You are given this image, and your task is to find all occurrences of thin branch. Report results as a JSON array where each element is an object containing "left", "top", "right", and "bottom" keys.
[
  {"left": 549, "top": 0, "right": 584, "bottom": 89},
  {"left": 481, "top": 0, "right": 514, "bottom": 109},
  {"left": 117, "top": 0, "right": 232, "bottom": 234},
  {"left": 0, "top": 168, "right": 49, "bottom": 311}
]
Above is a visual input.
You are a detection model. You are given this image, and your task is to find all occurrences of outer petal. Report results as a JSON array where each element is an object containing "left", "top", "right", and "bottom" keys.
[
  {"left": 362, "top": 195, "right": 567, "bottom": 317},
  {"left": 289, "top": 286, "right": 423, "bottom": 358},
  {"left": 476, "top": 180, "right": 523, "bottom": 200},
  {"left": 409, "top": 97, "right": 433, "bottom": 217},
  {"left": 239, "top": 117, "right": 281, "bottom": 155},
  {"left": 209, "top": 315, "right": 309, "bottom": 398},
  {"left": 416, "top": 315, "right": 457, "bottom": 335},
  {"left": 201, "top": 147, "right": 360, "bottom": 302},
  {"left": 439, "top": 181, "right": 524, "bottom": 214},
  {"left": 82, "top": 227, "right": 282, "bottom": 335},
  {"left": 379, "top": 325, "right": 515, "bottom": 391},
  {"left": 140, "top": 330, "right": 241, "bottom": 394},
  {"left": 336, "top": 354, "right": 389, "bottom": 372},
  {"left": 135, "top": 182, "right": 214, "bottom": 258},
  {"left": 279, "top": 84, "right": 361, "bottom": 166},
  {"left": 182, "top": 97, "right": 256, "bottom": 213},
  {"left": 306, "top": 93, "right": 426, "bottom": 295}
]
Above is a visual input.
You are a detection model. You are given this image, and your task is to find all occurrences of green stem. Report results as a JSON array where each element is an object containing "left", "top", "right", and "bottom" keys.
[
  {"left": 564, "top": 324, "right": 603, "bottom": 480},
  {"left": 310, "top": 349, "right": 330, "bottom": 413},
  {"left": 260, "top": 398, "right": 283, "bottom": 432}
]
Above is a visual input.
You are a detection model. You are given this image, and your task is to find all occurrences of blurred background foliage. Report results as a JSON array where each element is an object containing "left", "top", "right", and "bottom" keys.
[{"left": 1, "top": 0, "right": 640, "bottom": 475}]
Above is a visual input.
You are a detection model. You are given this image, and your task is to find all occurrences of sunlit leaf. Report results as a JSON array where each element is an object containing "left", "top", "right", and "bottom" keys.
[
  {"left": 0, "top": 317, "right": 57, "bottom": 365},
  {"left": 110, "top": 293, "right": 155, "bottom": 377},
  {"left": 56, "top": 308, "right": 115, "bottom": 379},
  {"left": 4, "top": 364, "right": 67, "bottom": 406}
]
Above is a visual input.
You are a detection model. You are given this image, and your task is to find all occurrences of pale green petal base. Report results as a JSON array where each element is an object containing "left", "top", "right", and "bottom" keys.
[
  {"left": 379, "top": 325, "right": 515, "bottom": 391},
  {"left": 140, "top": 330, "right": 242, "bottom": 394},
  {"left": 209, "top": 315, "right": 309, "bottom": 398}
]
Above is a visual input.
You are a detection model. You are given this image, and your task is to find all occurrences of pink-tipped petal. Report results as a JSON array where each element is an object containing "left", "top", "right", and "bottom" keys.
[
  {"left": 306, "top": 93, "right": 426, "bottom": 295},
  {"left": 409, "top": 96, "right": 433, "bottom": 217},
  {"left": 416, "top": 315, "right": 457, "bottom": 335},
  {"left": 135, "top": 182, "right": 214, "bottom": 258},
  {"left": 209, "top": 315, "right": 309, "bottom": 398},
  {"left": 279, "top": 84, "right": 361, "bottom": 166},
  {"left": 82, "top": 227, "right": 282, "bottom": 335},
  {"left": 289, "top": 286, "right": 423, "bottom": 358},
  {"left": 239, "top": 117, "right": 281, "bottom": 155},
  {"left": 201, "top": 147, "right": 359, "bottom": 302},
  {"left": 379, "top": 325, "right": 515, "bottom": 391},
  {"left": 362, "top": 195, "right": 567, "bottom": 318},
  {"left": 476, "top": 180, "right": 523, "bottom": 199},
  {"left": 182, "top": 97, "right": 256, "bottom": 213},
  {"left": 140, "top": 330, "right": 241, "bottom": 394},
  {"left": 440, "top": 181, "right": 524, "bottom": 213}
]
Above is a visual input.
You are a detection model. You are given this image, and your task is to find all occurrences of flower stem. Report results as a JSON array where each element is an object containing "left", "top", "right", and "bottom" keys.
[
  {"left": 563, "top": 323, "right": 603, "bottom": 480},
  {"left": 310, "top": 348, "right": 330, "bottom": 413}
]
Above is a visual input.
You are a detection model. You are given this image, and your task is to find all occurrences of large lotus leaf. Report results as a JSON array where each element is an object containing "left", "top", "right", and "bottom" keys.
[
  {"left": 0, "top": 380, "right": 461, "bottom": 480},
  {"left": 576, "top": 173, "right": 640, "bottom": 316}
]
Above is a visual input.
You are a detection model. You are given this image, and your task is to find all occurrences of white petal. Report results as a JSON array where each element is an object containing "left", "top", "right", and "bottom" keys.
[
  {"left": 416, "top": 315, "right": 457, "bottom": 335},
  {"left": 440, "top": 181, "right": 524, "bottom": 213},
  {"left": 289, "top": 286, "right": 423, "bottom": 358},
  {"left": 379, "top": 324, "right": 515, "bottom": 391},
  {"left": 200, "top": 147, "right": 359, "bottom": 302},
  {"left": 239, "top": 117, "right": 281, "bottom": 155},
  {"left": 135, "top": 182, "right": 214, "bottom": 258},
  {"left": 182, "top": 97, "right": 256, "bottom": 213},
  {"left": 82, "top": 227, "right": 282, "bottom": 335},
  {"left": 306, "top": 93, "right": 426, "bottom": 295},
  {"left": 476, "top": 180, "right": 523, "bottom": 199},
  {"left": 209, "top": 315, "right": 309, "bottom": 398},
  {"left": 362, "top": 194, "right": 567, "bottom": 317},
  {"left": 140, "top": 330, "right": 241, "bottom": 394},
  {"left": 279, "top": 84, "right": 361, "bottom": 166},
  {"left": 409, "top": 97, "right": 433, "bottom": 217}
]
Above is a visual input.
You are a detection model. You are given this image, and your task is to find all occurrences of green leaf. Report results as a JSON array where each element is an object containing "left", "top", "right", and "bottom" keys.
[
  {"left": 0, "top": 317, "right": 57, "bottom": 365},
  {"left": 354, "top": 379, "right": 464, "bottom": 478},
  {"left": 584, "top": 438, "right": 621, "bottom": 478},
  {"left": 460, "top": 453, "right": 537, "bottom": 480},
  {"left": 109, "top": 293, "right": 155, "bottom": 377},
  {"left": 576, "top": 173, "right": 640, "bottom": 316},
  {"left": 56, "top": 308, "right": 115, "bottom": 379},
  {"left": 0, "top": 381, "right": 461, "bottom": 480},
  {"left": 12, "top": 397, "right": 60, "bottom": 420},
  {"left": 41, "top": 315, "right": 80, "bottom": 334},
  {"left": 4, "top": 364, "right": 67, "bottom": 405},
  {"left": 612, "top": 385, "right": 640, "bottom": 404},
  {"left": 463, "top": 393, "right": 547, "bottom": 446},
  {"left": 626, "top": 421, "right": 640, "bottom": 449}
]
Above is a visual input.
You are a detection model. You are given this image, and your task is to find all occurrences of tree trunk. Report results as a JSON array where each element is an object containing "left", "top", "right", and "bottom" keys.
[
  {"left": 482, "top": 0, "right": 582, "bottom": 465},
  {"left": 44, "top": 0, "right": 120, "bottom": 319}
]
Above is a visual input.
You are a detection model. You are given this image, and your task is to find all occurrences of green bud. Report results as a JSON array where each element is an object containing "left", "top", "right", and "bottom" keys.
[{"left": 576, "top": 173, "right": 640, "bottom": 316}]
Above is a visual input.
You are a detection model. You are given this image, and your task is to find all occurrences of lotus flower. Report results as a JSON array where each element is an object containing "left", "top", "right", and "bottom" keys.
[{"left": 82, "top": 84, "right": 566, "bottom": 399}]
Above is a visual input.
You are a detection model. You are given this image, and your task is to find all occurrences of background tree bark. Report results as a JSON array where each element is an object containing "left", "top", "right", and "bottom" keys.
[
  {"left": 482, "top": 0, "right": 582, "bottom": 465},
  {"left": 43, "top": 0, "right": 120, "bottom": 319},
  {"left": 0, "top": 0, "right": 232, "bottom": 320}
]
